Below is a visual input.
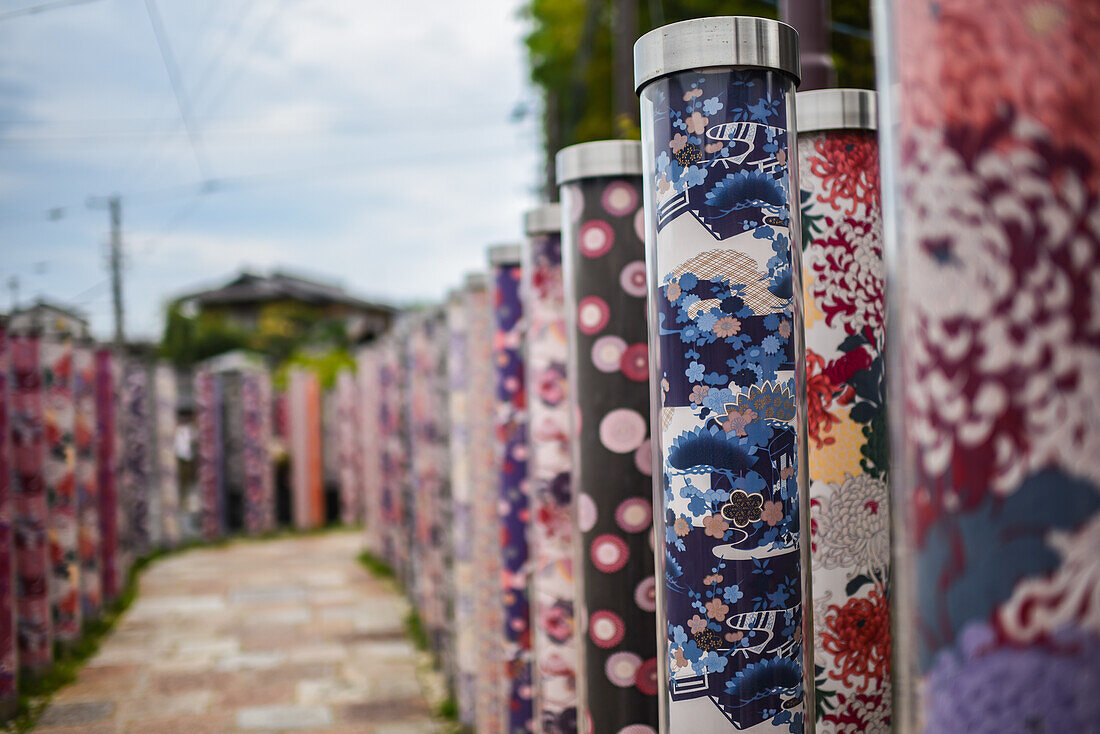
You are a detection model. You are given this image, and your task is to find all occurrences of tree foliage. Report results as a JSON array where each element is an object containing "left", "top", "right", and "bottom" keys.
[{"left": 523, "top": 0, "right": 874, "bottom": 193}]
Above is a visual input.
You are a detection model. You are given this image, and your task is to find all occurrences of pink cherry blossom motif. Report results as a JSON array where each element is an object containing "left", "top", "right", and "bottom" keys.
[
  {"left": 602, "top": 180, "right": 639, "bottom": 216},
  {"left": 619, "top": 260, "right": 648, "bottom": 298},
  {"left": 590, "top": 533, "right": 629, "bottom": 573},
  {"left": 591, "top": 336, "right": 627, "bottom": 373},
  {"left": 605, "top": 651, "right": 642, "bottom": 687},
  {"left": 685, "top": 111, "right": 709, "bottom": 135},
  {"left": 619, "top": 343, "right": 649, "bottom": 382},
  {"left": 619, "top": 727, "right": 657, "bottom": 734},
  {"left": 634, "top": 576, "right": 657, "bottom": 612},
  {"left": 598, "top": 408, "right": 647, "bottom": 454},
  {"left": 577, "top": 492, "right": 598, "bottom": 532},
  {"left": 704, "top": 597, "right": 730, "bottom": 622},
  {"left": 635, "top": 658, "right": 659, "bottom": 696},
  {"left": 579, "top": 220, "right": 614, "bottom": 258},
  {"left": 589, "top": 609, "right": 626, "bottom": 648},
  {"left": 616, "top": 497, "right": 652, "bottom": 533},
  {"left": 577, "top": 296, "right": 610, "bottom": 335},
  {"left": 634, "top": 207, "right": 646, "bottom": 241},
  {"left": 562, "top": 184, "right": 585, "bottom": 222},
  {"left": 687, "top": 614, "right": 708, "bottom": 634},
  {"left": 634, "top": 441, "right": 653, "bottom": 476}
]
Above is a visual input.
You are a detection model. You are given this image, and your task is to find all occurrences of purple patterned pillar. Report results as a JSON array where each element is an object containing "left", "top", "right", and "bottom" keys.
[
  {"left": 523, "top": 204, "right": 579, "bottom": 734},
  {"left": 74, "top": 346, "right": 102, "bottom": 620},
  {"left": 635, "top": 17, "right": 810, "bottom": 732},
  {"left": 120, "top": 359, "right": 153, "bottom": 556},
  {"left": 795, "top": 88, "right": 890, "bottom": 733},
  {"left": 876, "top": 1, "right": 1100, "bottom": 731},
  {"left": 334, "top": 370, "right": 361, "bottom": 527},
  {"left": 446, "top": 287, "right": 478, "bottom": 727},
  {"left": 94, "top": 349, "right": 121, "bottom": 603},
  {"left": 43, "top": 340, "right": 80, "bottom": 648},
  {"left": 241, "top": 369, "right": 275, "bottom": 535},
  {"left": 556, "top": 140, "right": 659, "bottom": 734},
  {"left": 0, "top": 324, "right": 17, "bottom": 713},
  {"left": 356, "top": 347, "right": 383, "bottom": 555},
  {"left": 194, "top": 369, "right": 225, "bottom": 541},
  {"left": 11, "top": 335, "right": 51, "bottom": 673},
  {"left": 468, "top": 271, "right": 505, "bottom": 734},
  {"left": 490, "top": 244, "right": 533, "bottom": 734}
]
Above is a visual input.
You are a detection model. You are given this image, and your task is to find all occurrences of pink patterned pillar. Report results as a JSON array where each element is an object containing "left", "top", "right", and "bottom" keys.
[{"left": 0, "top": 324, "right": 17, "bottom": 712}]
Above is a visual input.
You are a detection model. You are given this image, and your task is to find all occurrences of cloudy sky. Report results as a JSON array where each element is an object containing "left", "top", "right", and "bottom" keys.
[{"left": 0, "top": 0, "right": 541, "bottom": 340}]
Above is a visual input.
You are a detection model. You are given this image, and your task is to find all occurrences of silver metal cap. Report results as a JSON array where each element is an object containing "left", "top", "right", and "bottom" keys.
[
  {"left": 797, "top": 88, "right": 877, "bottom": 132},
  {"left": 634, "top": 16, "right": 800, "bottom": 93},
  {"left": 464, "top": 272, "right": 487, "bottom": 290},
  {"left": 524, "top": 203, "right": 562, "bottom": 235},
  {"left": 555, "top": 139, "right": 644, "bottom": 185},
  {"left": 487, "top": 243, "right": 522, "bottom": 266}
]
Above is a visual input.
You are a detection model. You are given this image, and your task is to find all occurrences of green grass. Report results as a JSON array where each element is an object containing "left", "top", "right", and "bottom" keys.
[{"left": 3, "top": 522, "right": 364, "bottom": 733}]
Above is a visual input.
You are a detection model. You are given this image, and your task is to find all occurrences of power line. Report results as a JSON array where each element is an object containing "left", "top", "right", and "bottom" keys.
[
  {"left": 0, "top": 0, "right": 102, "bottom": 21},
  {"left": 142, "top": 0, "right": 212, "bottom": 181}
]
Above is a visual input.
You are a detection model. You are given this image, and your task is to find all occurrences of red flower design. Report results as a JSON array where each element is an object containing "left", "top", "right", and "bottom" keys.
[
  {"left": 806, "top": 350, "right": 841, "bottom": 449},
  {"left": 820, "top": 586, "right": 891, "bottom": 692},
  {"left": 808, "top": 131, "right": 880, "bottom": 213}
]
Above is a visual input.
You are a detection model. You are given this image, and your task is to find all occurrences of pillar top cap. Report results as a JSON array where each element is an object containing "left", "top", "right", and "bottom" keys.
[
  {"left": 523, "top": 203, "right": 562, "bottom": 235},
  {"left": 797, "top": 88, "right": 877, "bottom": 132},
  {"left": 487, "top": 243, "right": 522, "bottom": 266},
  {"left": 464, "top": 272, "right": 487, "bottom": 289},
  {"left": 556, "top": 139, "right": 643, "bottom": 185},
  {"left": 634, "top": 16, "right": 800, "bottom": 93}
]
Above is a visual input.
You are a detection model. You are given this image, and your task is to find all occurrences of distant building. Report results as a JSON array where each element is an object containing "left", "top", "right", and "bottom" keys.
[
  {"left": 175, "top": 270, "right": 395, "bottom": 345},
  {"left": 8, "top": 298, "right": 91, "bottom": 339}
]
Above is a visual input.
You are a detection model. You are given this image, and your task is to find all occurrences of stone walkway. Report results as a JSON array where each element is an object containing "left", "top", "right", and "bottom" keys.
[{"left": 33, "top": 532, "right": 441, "bottom": 734}]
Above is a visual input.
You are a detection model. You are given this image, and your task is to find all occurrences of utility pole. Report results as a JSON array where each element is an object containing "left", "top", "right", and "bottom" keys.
[
  {"left": 780, "top": 0, "right": 837, "bottom": 90},
  {"left": 108, "top": 195, "right": 124, "bottom": 351}
]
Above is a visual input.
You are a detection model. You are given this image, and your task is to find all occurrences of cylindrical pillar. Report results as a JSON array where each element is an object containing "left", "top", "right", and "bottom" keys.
[
  {"left": 446, "top": 286, "right": 478, "bottom": 727},
  {"left": 0, "top": 322, "right": 18, "bottom": 715},
  {"left": 334, "top": 369, "right": 361, "bottom": 527},
  {"left": 468, "top": 271, "right": 506, "bottom": 734},
  {"left": 877, "top": 1, "right": 1100, "bottom": 731},
  {"left": 356, "top": 347, "right": 383, "bottom": 555},
  {"left": 74, "top": 345, "right": 102, "bottom": 620},
  {"left": 11, "top": 334, "right": 51, "bottom": 673},
  {"left": 44, "top": 339, "right": 81, "bottom": 648},
  {"left": 94, "top": 348, "right": 121, "bottom": 603},
  {"left": 241, "top": 369, "right": 275, "bottom": 535},
  {"left": 635, "top": 17, "right": 810, "bottom": 732},
  {"left": 288, "top": 368, "right": 324, "bottom": 531},
  {"left": 556, "top": 139, "right": 659, "bottom": 734},
  {"left": 194, "top": 369, "right": 224, "bottom": 541},
  {"left": 120, "top": 358, "right": 153, "bottom": 556},
  {"left": 797, "top": 88, "right": 890, "bottom": 732},
  {"left": 490, "top": 244, "right": 533, "bottom": 733},
  {"left": 153, "top": 363, "right": 180, "bottom": 548},
  {"left": 523, "top": 203, "right": 579, "bottom": 734}
]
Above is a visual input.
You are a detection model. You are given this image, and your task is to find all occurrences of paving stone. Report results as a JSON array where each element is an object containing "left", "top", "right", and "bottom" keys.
[
  {"left": 38, "top": 701, "right": 115, "bottom": 727},
  {"left": 236, "top": 703, "right": 335, "bottom": 730}
]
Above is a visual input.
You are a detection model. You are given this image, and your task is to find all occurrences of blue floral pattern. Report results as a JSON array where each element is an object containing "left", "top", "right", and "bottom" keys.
[{"left": 643, "top": 68, "right": 805, "bottom": 731}]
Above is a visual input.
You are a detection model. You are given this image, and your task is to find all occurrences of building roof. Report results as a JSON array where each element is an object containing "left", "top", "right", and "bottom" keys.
[
  {"left": 177, "top": 270, "right": 395, "bottom": 314},
  {"left": 10, "top": 298, "right": 89, "bottom": 324}
]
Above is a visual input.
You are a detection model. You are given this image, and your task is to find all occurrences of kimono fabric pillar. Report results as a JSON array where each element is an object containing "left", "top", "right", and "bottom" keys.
[
  {"left": 446, "top": 287, "right": 478, "bottom": 728},
  {"left": 378, "top": 337, "right": 410, "bottom": 575},
  {"left": 355, "top": 347, "right": 383, "bottom": 556},
  {"left": 0, "top": 324, "right": 17, "bottom": 715},
  {"left": 194, "top": 369, "right": 225, "bottom": 540},
  {"left": 635, "top": 17, "right": 812, "bottom": 733},
  {"left": 74, "top": 345, "right": 102, "bottom": 620},
  {"left": 410, "top": 310, "right": 453, "bottom": 679},
  {"left": 43, "top": 339, "right": 80, "bottom": 649},
  {"left": 11, "top": 335, "right": 51, "bottom": 673},
  {"left": 288, "top": 369, "right": 324, "bottom": 530},
  {"left": 468, "top": 272, "right": 506, "bottom": 734},
  {"left": 334, "top": 370, "right": 361, "bottom": 526},
  {"left": 795, "top": 89, "right": 890, "bottom": 733},
  {"left": 876, "top": 1, "right": 1100, "bottom": 731},
  {"left": 555, "top": 139, "right": 659, "bottom": 734},
  {"left": 490, "top": 244, "right": 533, "bottom": 734},
  {"left": 93, "top": 349, "right": 121, "bottom": 603},
  {"left": 154, "top": 364, "right": 181, "bottom": 547},
  {"left": 522, "top": 203, "right": 578, "bottom": 734},
  {"left": 241, "top": 369, "right": 275, "bottom": 534},
  {"left": 120, "top": 359, "right": 155, "bottom": 556}
]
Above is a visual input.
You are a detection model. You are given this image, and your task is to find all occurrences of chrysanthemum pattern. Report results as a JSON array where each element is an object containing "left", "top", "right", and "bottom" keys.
[
  {"left": 885, "top": 1, "right": 1100, "bottom": 730},
  {"left": 799, "top": 126, "right": 889, "bottom": 733}
]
